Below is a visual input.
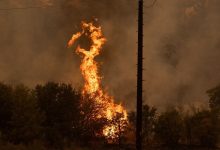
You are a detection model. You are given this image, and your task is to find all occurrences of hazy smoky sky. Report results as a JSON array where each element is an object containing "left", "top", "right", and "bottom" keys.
[{"left": 0, "top": 0, "right": 220, "bottom": 110}]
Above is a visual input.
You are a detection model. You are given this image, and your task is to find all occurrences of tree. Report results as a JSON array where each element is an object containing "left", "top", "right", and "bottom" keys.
[
  {"left": 76, "top": 95, "right": 106, "bottom": 145},
  {"left": 155, "top": 108, "right": 183, "bottom": 146},
  {"left": 0, "top": 83, "right": 13, "bottom": 140},
  {"left": 107, "top": 112, "right": 128, "bottom": 146},
  {"left": 8, "top": 85, "right": 44, "bottom": 144},
  {"left": 184, "top": 113, "right": 193, "bottom": 145},
  {"left": 207, "top": 85, "right": 220, "bottom": 146},
  {"left": 142, "top": 104, "right": 157, "bottom": 145},
  {"left": 207, "top": 85, "right": 220, "bottom": 111},
  {"left": 126, "top": 111, "right": 136, "bottom": 145},
  {"left": 186, "top": 109, "right": 219, "bottom": 147},
  {"left": 127, "top": 104, "right": 157, "bottom": 146},
  {"left": 35, "top": 82, "right": 81, "bottom": 147}
]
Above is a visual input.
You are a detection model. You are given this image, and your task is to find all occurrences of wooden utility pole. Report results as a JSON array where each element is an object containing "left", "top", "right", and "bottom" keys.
[{"left": 136, "top": 0, "right": 143, "bottom": 149}]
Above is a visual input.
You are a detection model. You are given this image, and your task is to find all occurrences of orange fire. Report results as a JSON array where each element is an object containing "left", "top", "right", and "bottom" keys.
[{"left": 68, "top": 21, "right": 128, "bottom": 141}]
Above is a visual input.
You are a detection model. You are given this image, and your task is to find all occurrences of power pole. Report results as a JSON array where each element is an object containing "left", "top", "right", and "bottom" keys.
[{"left": 136, "top": 0, "right": 143, "bottom": 149}]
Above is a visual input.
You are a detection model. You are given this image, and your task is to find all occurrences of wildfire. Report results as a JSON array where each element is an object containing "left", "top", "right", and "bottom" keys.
[{"left": 68, "top": 21, "right": 128, "bottom": 141}]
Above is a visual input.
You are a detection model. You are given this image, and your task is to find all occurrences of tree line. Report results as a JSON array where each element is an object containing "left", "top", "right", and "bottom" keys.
[{"left": 0, "top": 82, "right": 219, "bottom": 150}]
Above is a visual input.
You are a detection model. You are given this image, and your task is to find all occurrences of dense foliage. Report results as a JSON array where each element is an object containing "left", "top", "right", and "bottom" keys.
[{"left": 0, "top": 82, "right": 219, "bottom": 149}]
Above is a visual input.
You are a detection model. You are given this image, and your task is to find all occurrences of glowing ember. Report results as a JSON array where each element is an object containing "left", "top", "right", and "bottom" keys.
[{"left": 68, "top": 21, "right": 128, "bottom": 141}]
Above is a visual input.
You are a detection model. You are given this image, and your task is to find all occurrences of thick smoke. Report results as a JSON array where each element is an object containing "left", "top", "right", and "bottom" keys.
[
  {"left": 0, "top": 0, "right": 220, "bottom": 110},
  {"left": 144, "top": 0, "right": 220, "bottom": 110}
]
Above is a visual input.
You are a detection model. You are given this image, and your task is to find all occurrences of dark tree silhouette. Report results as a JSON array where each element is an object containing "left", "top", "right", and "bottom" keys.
[
  {"left": 142, "top": 105, "right": 157, "bottom": 145},
  {"left": 77, "top": 95, "right": 106, "bottom": 145},
  {"left": 155, "top": 108, "right": 183, "bottom": 146},
  {"left": 108, "top": 112, "right": 128, "bottom": 147},
  {"left": 35, "top": 82, "right": 81, "bottom": 147},
  {"left": 0, "top": 82, "right": 219, "bottom": 149},
  {"left": 128, "top": 104, "right": 157, "bottom": 146},
  {"left": 185, "top": 109, "right": 219, "bottom": 147},
  {"left": 8, "top": 85, "right": 44, "bottom": 144},
  {"left": 0, "top": 83, "right": 13, "bottom": 140},
  {"left": 207, "top": 85, "right": 220, "bottom": 111}
]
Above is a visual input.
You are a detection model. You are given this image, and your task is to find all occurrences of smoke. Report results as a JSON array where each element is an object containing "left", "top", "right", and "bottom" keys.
[
  {"left": 40, "top": 0, "right": 53, "bottom": 6},
  {"left": 144, "top": 0, "right": 220, "bottom": 110},
  {"left": 0, "top": 0, "right": 220, "bottom": 110}
]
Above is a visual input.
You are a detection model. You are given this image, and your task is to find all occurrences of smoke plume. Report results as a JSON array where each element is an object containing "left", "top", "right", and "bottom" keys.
[{"left": 0, "top": 0, "right": 220, "bottom": 110}]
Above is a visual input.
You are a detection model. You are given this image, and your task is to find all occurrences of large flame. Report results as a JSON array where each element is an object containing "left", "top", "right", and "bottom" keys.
[{"left": 68, "top": 21, "right": 128, "bottom": 141}]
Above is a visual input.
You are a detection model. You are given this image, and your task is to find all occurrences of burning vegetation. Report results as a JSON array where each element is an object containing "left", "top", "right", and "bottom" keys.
[{"left": 68, "top": 21, "right": 128, "bottom": 142}]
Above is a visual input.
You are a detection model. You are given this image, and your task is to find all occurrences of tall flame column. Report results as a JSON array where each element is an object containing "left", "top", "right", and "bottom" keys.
[
  {"left": 136, "top": 0, "right": 143, "bottom": 149},
  {"left": 68, "top": 22, "right": 128, "bottom": 142}
]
